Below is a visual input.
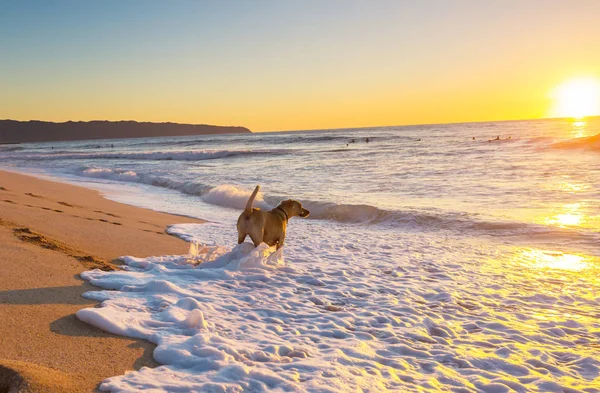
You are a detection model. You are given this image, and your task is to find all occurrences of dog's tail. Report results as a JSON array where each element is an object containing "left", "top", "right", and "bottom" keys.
[{"left": 244, "top": 185, "right": 260, "bottom": 214}]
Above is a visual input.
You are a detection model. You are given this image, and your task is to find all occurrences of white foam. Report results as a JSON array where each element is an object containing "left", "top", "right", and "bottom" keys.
[
  {"left": 77, "top": 221, "right": 600, "bottom": 392},
  {"left": 75, "top": 169, "right": 273, "bottom": 212},
  {"left": 200, "top": 184, "right": 272, "bottom": 211},
  {"left": 82, "top": 167, "right": 141, "bottom": 182}
]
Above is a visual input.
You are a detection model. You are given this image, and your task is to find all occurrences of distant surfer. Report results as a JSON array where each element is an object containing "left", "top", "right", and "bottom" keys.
[{"left": 365, "top": 138, "right": 370, "bottom": 143}]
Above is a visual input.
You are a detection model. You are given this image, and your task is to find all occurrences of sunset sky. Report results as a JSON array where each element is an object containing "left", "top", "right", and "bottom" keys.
[{"left": 1, "top": 0, "right": 599, "bottom": 132}]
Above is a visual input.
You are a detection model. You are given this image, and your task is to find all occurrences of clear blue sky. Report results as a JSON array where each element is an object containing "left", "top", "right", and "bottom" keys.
[{"left": 1, "top": 0, "right": 599, "bottom": 131}]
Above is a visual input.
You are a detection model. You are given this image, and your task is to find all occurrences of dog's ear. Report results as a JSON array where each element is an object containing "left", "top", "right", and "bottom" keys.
[{"left": 299, "top": 208, "right": 310, "bottom": 217}]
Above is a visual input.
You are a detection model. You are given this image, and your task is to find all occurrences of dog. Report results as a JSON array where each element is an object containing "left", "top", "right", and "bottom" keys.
[{"left": 237, "top": 185, "right": 309, "bottom": 250}]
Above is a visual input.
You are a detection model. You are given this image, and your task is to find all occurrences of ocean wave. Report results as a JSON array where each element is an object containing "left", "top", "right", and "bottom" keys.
[
  {"left": 64, "top": 133, "right": 379, "bottom": 150},
  {"left": 552, "top": 133, "right": 600, "bottom": 151},
  {"left": 302, "top": 201, "right": 598, "bottom": 251},
  {"left": 0, "top": 145, "right": 23, "bottom": 152},
  {"left": 73, "top": 138, "right": 226, "bottom": 150},
  {"left": 74, "top": 167, "right": 598, "bottom": 247},
  {"left": 302, "top": 200, "right": 530, "bottom": 231},
  {"left": 77, "top": 168, "right": 272, "bottom": 210},
  {"left": 523, "top": 136, "right": 556, "bottom": 145},
  {"left": 75, "top": 167, "right": 434, "bottom": 226},
  {"left": 277, "top": 134, "right": 366, "bottom": 144},
  {"left": 2, "top": 148, "right": 295, "bottom": 162},
  {"left": 84, "top": 171, "right": 401, "bottom": 226}
]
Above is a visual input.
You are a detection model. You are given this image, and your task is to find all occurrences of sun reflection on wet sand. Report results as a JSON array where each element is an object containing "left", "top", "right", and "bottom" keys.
[{"left": 520, "top": 249, "right": 589, "bottom": 271}]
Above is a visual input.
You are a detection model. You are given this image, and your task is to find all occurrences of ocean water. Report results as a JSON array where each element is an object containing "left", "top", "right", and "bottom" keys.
[{"left": 1, "top": 118, "right": 600, "bottom": 392}]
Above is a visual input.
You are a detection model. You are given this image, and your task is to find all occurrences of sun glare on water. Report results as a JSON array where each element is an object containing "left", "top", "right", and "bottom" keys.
[
  {"left": 550, "top": 78, "right": 600, "bottom": 118},
  {"left": 520, "top": 249, "right": 589, "bottom": 272},
  {"left": 542, "top": 203, "right": 586, "bottom": 228}
]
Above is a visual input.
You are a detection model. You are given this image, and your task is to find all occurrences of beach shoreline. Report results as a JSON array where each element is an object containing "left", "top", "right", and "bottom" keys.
[
  {"left": 0, "top": 170, "right": 203, "bottom": 392},
  {"left": 1, "top": 121, "right": 598, "bottom": 391}
]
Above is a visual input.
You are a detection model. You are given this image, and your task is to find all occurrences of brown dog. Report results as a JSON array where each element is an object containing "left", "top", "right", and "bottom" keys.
[{"left": 237, "top": 185, "right": 309, "bottom": 249}]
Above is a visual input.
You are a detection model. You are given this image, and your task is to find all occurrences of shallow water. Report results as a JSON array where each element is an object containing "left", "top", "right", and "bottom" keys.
[{"left": 2, "top": 118, "right": 599, "bottom": 392}]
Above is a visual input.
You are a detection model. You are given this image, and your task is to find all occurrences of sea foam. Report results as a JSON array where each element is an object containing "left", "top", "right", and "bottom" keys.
[{"left": 76, "top": 222, "right": 600, "bottom": 392}]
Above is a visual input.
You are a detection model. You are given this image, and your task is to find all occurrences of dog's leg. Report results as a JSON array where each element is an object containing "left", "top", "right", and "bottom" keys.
[
  {"left": 276, "top": 233, "right": 286, "bottom": 250},
  {"left": 238, "top": 232, "right": 246, "bottom": 244},
  {"left": 248, "top": 228, "right": 264, "bottom": 247}
]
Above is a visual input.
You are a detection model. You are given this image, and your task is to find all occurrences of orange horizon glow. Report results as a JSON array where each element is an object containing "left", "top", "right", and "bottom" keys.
[
  {"left": 4, "top": 74, "right": 600, "bottom": 132},
  {"left": 3, "top": 109, "right": 599, "bottom": 133}
]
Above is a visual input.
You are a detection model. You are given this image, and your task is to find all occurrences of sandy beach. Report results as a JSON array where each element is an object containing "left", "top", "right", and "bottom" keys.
[{"left": 0, "top": 170, "right": 202, "bottom": 392}]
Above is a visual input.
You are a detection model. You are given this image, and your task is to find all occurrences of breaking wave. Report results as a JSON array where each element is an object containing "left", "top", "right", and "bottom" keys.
[
  {"left": 75, "top": 167, "right": 596, "bottom": 246},
  {"left": 0, "top": 148, "right": 296, "bottom": 162},
  {"left": 77, "top": 168, "right": 272, "bottom": 210},
  {"left": 552, "top": 133, "right": 600, "bottom": 152},
  {"left": 0, "top": 145, "right": 23, "bottom": 152}
]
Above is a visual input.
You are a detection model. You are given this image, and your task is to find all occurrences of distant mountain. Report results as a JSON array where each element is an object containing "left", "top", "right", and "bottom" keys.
[{"left": 0, "top": 120, "right": 251, "bottom": 143}]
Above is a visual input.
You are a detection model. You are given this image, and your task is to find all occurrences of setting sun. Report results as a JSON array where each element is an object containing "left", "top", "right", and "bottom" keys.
[{"left": 551, "top": 78, "right": 600, "bottom": 118}]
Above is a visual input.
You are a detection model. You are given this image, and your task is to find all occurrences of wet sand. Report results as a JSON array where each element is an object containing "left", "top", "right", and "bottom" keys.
[{"left": 0, "top": 170, "right": 203, "bottom": 392}]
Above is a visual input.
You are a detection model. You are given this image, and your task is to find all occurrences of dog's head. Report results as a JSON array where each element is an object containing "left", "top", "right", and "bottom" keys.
[{"left": 279, "top": 200, "right": 310, "bottom": 218}]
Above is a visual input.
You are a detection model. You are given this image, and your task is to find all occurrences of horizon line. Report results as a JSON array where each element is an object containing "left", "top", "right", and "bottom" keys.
[{"left": 2, "top": 114, "right": 599, "bottom": 134}]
